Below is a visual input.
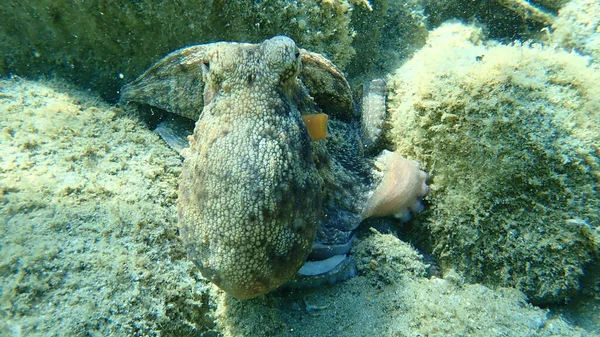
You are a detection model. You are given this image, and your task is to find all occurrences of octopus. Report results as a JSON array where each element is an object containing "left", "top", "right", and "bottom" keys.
[{"left": 120, "top": 36, "right": 429, "bottom": 299}]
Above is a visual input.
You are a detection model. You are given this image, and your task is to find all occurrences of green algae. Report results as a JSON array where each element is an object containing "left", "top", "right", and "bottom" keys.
[
  {"left": 1, "top": 0, "right": 600, "bottom": 334},
  {"left": 0, "top": 77, "right": 214, "bottom": 336},
  {"left": 387, "top": 22, "right": 600, "bottom": 304},
  {"left": 0, "top": 0, "right": 356, "bottom": 101},
  {"left": 1, "top": 76, "right": 595, "bottom": 336}
]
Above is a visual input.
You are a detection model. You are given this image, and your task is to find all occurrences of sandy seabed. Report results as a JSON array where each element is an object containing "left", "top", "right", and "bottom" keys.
[{"left": 0, "top": 77, "right": 597, "bottom": 336}]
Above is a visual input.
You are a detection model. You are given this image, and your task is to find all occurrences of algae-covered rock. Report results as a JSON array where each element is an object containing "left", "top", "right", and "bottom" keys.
[
  {"left": 386, "top": 22, "right": 600, "bottom": 304},
  {"left": 212, "top": 230, "right": 590, "bottom": 337},
  {"left": 552, "top": 0, "right": 600, "bottom": 62},
  {"left": 533, "top": 0, "right": 570, "bottom": 11},
  {"left": 346, "top": 0, "right": 429, "bottom": 82},
  {"left": 0, "top": 0, "right": 356, "bottom": 101},
  {"left": 0, "top": 77, "right": 215, "bottom": 336},
  {"left": 353, "top": 228, "right": 429, "bottom": 286},
  {"left": 423, "top": 0, "right": 554, "bottom": 42}
]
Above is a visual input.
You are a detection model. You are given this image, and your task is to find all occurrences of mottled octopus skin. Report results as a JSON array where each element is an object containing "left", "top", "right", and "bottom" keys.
[
  {"left": 121, "top": 35, "right": 430, "bottom": 299},
  {"left": 177, "top": 37, "right": 324, "bottom": 299}
]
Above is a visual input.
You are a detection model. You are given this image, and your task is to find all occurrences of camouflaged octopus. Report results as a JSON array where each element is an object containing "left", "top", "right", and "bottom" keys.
[{"left": 121, "top": 36, "right": 429, "bottom": 299}]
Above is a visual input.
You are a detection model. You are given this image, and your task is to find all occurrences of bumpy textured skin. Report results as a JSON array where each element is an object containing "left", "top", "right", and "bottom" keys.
[
  {"left": 122, "top": 36, "right": 430, "bottom": 299},
  {"left": 176, "top": 37, "right": 326, "bottom": 299}
]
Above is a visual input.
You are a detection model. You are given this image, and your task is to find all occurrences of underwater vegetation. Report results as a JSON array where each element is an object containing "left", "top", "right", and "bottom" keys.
[
  {"left": 0, "top": 0, "right": 430, "bottom": 101},
  {"left": 1, "top": 0, "right": 600, "bottom": 335},
  {"left": 387, "top": 22, "right": 600, "bottom": 304},
  {"left": 552, "top": 0, "right": 600, "bottom": 62}
]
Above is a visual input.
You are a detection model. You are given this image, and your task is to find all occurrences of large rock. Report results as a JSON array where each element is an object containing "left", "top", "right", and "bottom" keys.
[{"left": 386, "top": 22, "right": 600, "bottom": 304}]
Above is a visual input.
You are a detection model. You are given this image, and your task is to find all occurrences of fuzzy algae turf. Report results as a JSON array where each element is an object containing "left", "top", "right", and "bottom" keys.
[
  {"left": 386, "top": 22, "right": 600, "bottom": 304},
  {"left": 552, "top": 0, "right": 600, "bottom": 63},
  {"left": 0, "top": 78, "right": 215, "bottom": 336},
  {"left": 1, "top": 77, "right": 596, "bottom": 336},
  {"left": 0, "top": 0, "right": 435, "bottom": 102},
  {"left": 0, "top": 0, "right": 355, "bottom": 101}
]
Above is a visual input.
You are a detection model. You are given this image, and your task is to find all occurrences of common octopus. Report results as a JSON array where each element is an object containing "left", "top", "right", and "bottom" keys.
[{"left": 121, "top": 36, "right": 429, "bottom": 299}]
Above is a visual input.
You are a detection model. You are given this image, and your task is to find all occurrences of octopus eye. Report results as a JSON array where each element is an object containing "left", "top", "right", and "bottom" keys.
[
  {"left": 201, "top": 60, "right": 211, "bottom": 82},
  {"left": 294, "top": 50, "right": 300, "bottom": 60}
]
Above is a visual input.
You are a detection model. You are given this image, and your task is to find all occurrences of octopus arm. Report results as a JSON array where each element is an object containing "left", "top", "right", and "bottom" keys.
[{"left": 120, "top": 44, "right": 215, "bottom": 121}]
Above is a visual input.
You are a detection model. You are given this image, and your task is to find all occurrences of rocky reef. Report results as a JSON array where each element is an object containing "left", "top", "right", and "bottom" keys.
[
  {"left": 4, "top": 0, "right": 579, "bottom": 100},
  {"left": 386, "top": 22, "right": 600, "bottom": 304},
  {"left": 2, "top": 0, "right": 600, "bottom": 335},
  {"left": 0, "top": 0, "right": 432, "bottom": 101},
  {"left": 0, "top": 77, "right": 215, "bottom": 335},
  {"left": 552, "top": 0, "right": 600, "bottom": 62},
  {"left": 3, "top": 76, "right": 594, "bottom": 336},
  {"left": 0, "top": 0, "right": 356, "bottom": 101}
]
